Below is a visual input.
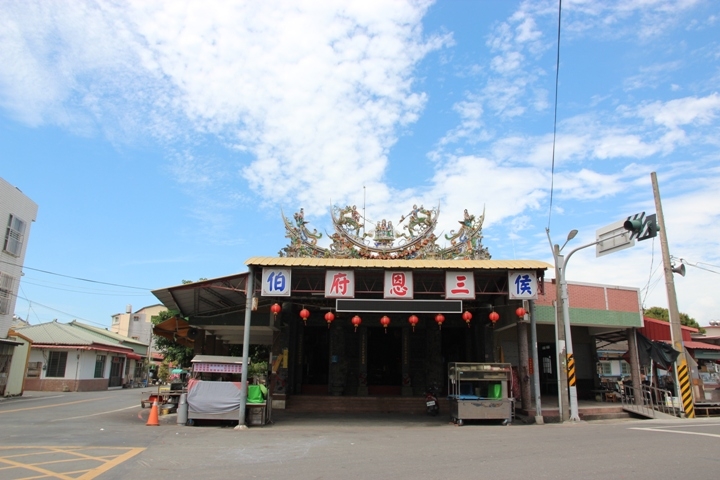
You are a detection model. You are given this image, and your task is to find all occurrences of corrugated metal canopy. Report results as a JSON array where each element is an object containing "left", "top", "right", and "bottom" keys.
[
  {"left": 245, "top": 256, "right": 552, "bottom": 270},
  {"left": 151, "top": 272, "right": 250, "bottom": 318}
]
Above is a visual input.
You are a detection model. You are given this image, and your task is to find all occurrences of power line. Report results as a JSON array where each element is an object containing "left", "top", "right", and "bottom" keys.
[
  {"left": 0, "top": 258, "right": 151, "bottom": 290},
  {"left": 21, "top": 280, "right": 151, "bottom": 296},
  {"left": 641, "top": 237, "right": 658, "bottom": 307},
  {"left": 13, "top": 293, "right": 109, "bottom": 328},
  {"left": 547, "top": 0, "right": 563, "bottom": 229}
]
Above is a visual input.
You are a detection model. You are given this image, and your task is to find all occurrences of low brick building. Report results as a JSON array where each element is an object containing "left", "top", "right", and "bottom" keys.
[{"left": 15, "top": 320, "right": 148, "bottom": 392}]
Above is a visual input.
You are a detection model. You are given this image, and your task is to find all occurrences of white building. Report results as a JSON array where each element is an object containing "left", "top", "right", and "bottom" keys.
[
  {"left": 110, "top": 304, "right": 166, "bottom": 352},
  {"left": 0, "top": 177, "right": 38, "bottom": 396},
  {"left": 0, "top": 177, "right": 38, "bottom": 339}
]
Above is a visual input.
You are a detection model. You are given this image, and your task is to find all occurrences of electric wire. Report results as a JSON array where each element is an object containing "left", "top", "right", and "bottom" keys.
[
  {"left": 20, "top": 280, "right": 151, "bottom": 296},
  {"left": 0, "top": 258, "right": 151, "bottom": 290},
  {"left": 13, "top": 292, "right": 111, "bottom": 328},
  {"left": 547, "top": 0, "right": 563, "bottom": 230},
  {"left": 640, "top": 237, "right": 657, "bottom": 307}
]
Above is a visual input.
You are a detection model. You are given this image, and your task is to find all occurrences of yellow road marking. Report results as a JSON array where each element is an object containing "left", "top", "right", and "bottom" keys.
[
  {"left": 78, "top": 448, "right": 144, "bottom": 480},
  {"left": 0, "top": 456, "right": 76, "bottom": 480},
  {"left": 0, "top": 446, "right": 145, "bottom": 480},
  {"left": 0, "top": 396, "right": 112, "bottom": 414}
]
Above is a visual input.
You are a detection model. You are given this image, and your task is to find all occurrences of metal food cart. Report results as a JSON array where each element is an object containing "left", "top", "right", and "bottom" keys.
[
  {"left": 447, "top": 362, "right": 513, "bottom": 425},
  {"left": 186, "top": 355, "right": 269, "bottom": 425}
]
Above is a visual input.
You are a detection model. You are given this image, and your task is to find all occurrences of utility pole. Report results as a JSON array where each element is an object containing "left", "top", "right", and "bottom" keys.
[
  {"left": 557, "top": 252, "right": 581, "bottom": 422},
  {"left": 551, "top": 241, "right": 570, "bottom": 422},
  {"left": 651, "top": 172, "right": 694, "bottom": 418}
]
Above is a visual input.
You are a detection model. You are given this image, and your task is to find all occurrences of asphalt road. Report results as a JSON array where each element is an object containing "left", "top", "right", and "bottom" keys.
[{"left": 1, "top": 388, "right": 719, "bottom": 479}]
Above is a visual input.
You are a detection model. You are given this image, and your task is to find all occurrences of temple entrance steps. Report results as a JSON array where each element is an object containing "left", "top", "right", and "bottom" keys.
[{"left": 287, "top": 395, "right": 450, "bottom": 415}]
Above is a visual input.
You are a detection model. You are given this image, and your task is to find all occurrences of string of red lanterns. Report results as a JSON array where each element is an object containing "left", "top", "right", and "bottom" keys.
[
  {"left": 408, "top": 314, "right": 419, "bottom": 332},
  {"left": 299, "top": 308, "right": 310, "bottom": 326},
  {"left": 270, "top": 303, "right": 281, "bottom": 320},
  {"left": 296, "top": 309, "right": 512, "bottom": 331},
  {"left": 351, "top": 315, "right": 362, "bottom": 332},
  {"left": 462, "top": 310, "right": 472, "bottom": 328},
  {"left": 515, "top": 307, "right": 526, "bottom": 318}
]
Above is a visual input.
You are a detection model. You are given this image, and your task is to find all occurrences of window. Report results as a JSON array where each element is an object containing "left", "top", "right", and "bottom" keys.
[
  {"left": 94, "top": 355, "right": 106, "bottom": 378},
  {"left": 621, "top": 361, "right": 631, "bottom": 375},
  {"left": 542, "top": 356, "right": 552, "bottom": 374},
  {"left": 600, "top": 362, "right": 612, "bottom": 376},
  {"left": 133, "top": 316, "right": 140, "bottom": 322},
  {"left": 0, "top": 271, "right": 16, "bottom": 315},
  {"left": 3, "top": 214, "right": 26, "bottom": 257},
  {"left": 112, "top": 317, "right": 119, "bottom": 324},
  {"left": 46, "top": 351, "right": 68, "bottom": 377}
]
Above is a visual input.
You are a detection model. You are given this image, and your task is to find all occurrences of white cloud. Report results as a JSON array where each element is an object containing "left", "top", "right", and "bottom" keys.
[{"left": 636, "top": 93, "right": 720, "bottom": 129}]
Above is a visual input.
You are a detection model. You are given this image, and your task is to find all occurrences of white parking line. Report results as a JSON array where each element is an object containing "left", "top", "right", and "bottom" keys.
[{"left": 630, "top": 427, "right": 720, "bottom": 438}]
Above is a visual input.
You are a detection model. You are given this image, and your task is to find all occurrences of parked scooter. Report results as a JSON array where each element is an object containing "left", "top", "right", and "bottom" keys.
[{"left": 425, "top": 384, "right": 440, "bottom": 416}]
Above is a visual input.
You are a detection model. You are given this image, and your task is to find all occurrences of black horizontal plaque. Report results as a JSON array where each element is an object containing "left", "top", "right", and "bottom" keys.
[{"left": 335, "top": 299, "right": 462, "bottom": 313}]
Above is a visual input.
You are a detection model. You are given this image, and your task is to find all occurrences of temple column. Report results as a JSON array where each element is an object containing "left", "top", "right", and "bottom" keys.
[
  {"left": 357, "top": 326, "right": 368, "bottom": 396},
  {"left": 401, "top": 326, "right": 412, "bottom": 396}
]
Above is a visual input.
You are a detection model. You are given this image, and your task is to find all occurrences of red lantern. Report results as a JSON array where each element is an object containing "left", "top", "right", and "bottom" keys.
[
  {"left": 515, "top": 307, "right": 526, "bottom": 319},
  {"left": 488, "top": 311, "right": 500, "bottom": 325},
  {"left": 380, "top": 315, "right": 390, "bottom": 333},
  {"left": 408, "top": 314, "right": 419, "bottom": 332},
  {"left": 462, "top": 310, "right": 472, "bottom": 328},
  {"left": 299, "top": 308, "right": 310, "bottom": 326},
  {"left": 270, "top": 303, "right": 281, "bottom": 319},
  {"left": 324, "top": 311, "right": 335, "bottom": 329},
  {"left": 435, "top": 313, "right": 445, "bottom": 330},
  {"left": 351, "top": 315, "right": 362, "bottom": 332}
]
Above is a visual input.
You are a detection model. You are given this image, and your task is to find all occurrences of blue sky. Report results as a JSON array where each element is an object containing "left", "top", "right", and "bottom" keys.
[{"left": 2, "top": 0, "right": 719, "bottom": 328}]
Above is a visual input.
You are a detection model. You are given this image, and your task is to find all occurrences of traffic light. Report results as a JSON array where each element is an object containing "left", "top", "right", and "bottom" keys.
[
  {"left": 624, "top": 217, "right": 643, "bottom": 236},
  {"left": 624, "top": 212, "right": 658, "bottom": 241}
]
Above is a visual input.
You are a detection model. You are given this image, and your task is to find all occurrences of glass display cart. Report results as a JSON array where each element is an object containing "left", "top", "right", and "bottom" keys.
[{"left": 447, "top": 362, "right": 513, "bottom": 426}]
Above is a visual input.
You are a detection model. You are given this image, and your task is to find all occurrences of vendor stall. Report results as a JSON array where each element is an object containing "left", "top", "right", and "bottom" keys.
[
  {"left": 447, "top": 362, "right": 513, "bottom": 425},
  {"left": 186, "top": 355, "right": 269, "bottom": 425}
]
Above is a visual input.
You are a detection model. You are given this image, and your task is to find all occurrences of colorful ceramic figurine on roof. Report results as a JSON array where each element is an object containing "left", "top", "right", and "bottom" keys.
[{"left": 280, "top": 204, "right": 490, "bottom": 260}]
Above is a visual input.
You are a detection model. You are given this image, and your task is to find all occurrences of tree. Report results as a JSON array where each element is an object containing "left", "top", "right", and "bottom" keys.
[
  {"left": 151, "top": 309, "right": 195, "bottom": 368},
  {"left": 644, "top": 306, "right": 705, "bottom": 334}
]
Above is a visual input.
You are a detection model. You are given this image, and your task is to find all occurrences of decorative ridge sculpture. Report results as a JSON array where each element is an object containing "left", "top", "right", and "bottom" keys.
[{"left": 280, "top": 204, "right": 490, "bottom": 260}]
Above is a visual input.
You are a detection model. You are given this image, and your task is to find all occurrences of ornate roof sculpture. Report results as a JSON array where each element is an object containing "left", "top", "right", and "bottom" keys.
[{"left": 280, "top": 204, "right": 491, "bottom": 260}]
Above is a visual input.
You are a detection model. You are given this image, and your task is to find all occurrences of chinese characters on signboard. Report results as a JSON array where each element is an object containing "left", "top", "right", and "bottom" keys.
[
  {"left": 445, "top": 271, "right": 475, "bottom": 299},
  {"left": 507, "top": 271, "right": 538, "bottom": 300},
  {"left": 261, "top": 268, "right": 292, "bottom": 297},
  {"left": 383, "top": 271, "right": 413, "bottom": 299},
  {"left": 325, "top": 270, "right": 355, "bottom": 298},
  {"left": 193, "top": 363, "right": 243, "bottom": 373}
]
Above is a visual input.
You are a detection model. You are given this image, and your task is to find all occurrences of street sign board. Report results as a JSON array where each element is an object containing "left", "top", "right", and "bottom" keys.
[{"left": 596, "top": 220, "right": 634, "bottom": 257}]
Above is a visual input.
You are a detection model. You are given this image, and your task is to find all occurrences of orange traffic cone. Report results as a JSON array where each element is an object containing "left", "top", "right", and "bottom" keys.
[{"left": 146, "top": 400, "right": 160, "bottom": 426}]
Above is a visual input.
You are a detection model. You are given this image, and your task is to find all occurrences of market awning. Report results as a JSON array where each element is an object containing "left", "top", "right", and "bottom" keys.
[
  {"left": 683, "top": 340, "right": 720, "bottom": 360},
  {"left": 152, "top": 317, "right": 195, "bottom": 348}
]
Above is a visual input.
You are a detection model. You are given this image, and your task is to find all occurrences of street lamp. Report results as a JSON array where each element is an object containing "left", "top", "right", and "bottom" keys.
[
  {"left": 547, "top": 228, "right": 582, "bottom": 423},
  {"left": 548, "top": 227, "right": 630, "bottom": 422}
]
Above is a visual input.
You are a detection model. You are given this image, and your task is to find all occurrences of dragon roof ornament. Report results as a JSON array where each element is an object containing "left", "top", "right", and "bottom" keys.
[{"left": 280, "top": 204, "right": 490, "bottom": 260}]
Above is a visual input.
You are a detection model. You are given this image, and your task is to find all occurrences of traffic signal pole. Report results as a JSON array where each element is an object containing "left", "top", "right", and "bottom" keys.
[{"left": 651, "top": 172, "right": 694, "bottom": 418}]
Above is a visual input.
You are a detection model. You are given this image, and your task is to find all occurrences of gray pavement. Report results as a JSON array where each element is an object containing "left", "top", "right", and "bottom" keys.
[{"left": 1, "top": 388, "right": 719, "bottom": 479}]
